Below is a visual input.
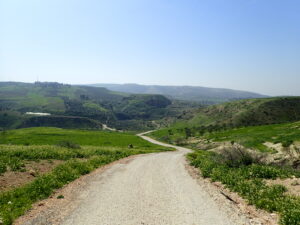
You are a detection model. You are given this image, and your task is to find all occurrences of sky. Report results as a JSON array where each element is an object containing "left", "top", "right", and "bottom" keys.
[{"left": 0, "top": 0, "right": 299, "bottom": 96}]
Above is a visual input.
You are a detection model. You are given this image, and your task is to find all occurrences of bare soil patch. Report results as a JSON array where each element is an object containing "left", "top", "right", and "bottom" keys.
[{"left": 0, "top": 160, "right": 63, "bottom": 192}]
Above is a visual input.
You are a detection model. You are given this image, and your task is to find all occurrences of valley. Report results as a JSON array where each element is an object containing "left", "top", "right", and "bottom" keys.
[{"left": 0, "top": 82, "right": 188, "bottom": 131}]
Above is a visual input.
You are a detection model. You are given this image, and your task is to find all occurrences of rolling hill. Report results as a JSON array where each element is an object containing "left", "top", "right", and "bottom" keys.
[
  {"left": 150, "top": 97, "right": 300, "bottom": 144},
  {"left": 0, "top": 82, "right": 177, "bottom": 130},
  {"left": 90, "top": 83, "right": 267, "bottom": 104},
  {"left": 173, "top": 97, "right": 300, "bottom": 128}
]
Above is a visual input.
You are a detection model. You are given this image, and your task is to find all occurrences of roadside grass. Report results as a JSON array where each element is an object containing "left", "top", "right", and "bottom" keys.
[
  {"left": 0, "top": 127, "right": 171, "bottom": 225},
  {"left": 0, "top": 145, "right": 167, "bottom": 176},
  {"left": 188, "top": 150, "right": 300, "bottom": 225}
]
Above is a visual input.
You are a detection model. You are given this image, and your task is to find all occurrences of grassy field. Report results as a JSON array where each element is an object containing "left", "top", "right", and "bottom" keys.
[
  {"left": 0, "top": 127, "right": 159, "bottom": 148},
  {"left": 0, "top": 127, "right": 171, "bottom": 225}
]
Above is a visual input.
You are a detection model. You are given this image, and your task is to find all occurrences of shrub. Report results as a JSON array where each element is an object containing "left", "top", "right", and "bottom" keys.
[
  {"left": 174, "top": 137, "right": 185, "bottom": 145},
  {"left": 216, "top": 147, "right": 258, "bottom": 168},
  {"left": 282, "top": 140, "right": 293, "bottom": 148}
]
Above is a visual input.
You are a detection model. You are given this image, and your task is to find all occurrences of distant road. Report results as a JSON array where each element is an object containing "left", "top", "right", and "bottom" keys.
[{"left": 19, "top": 133, "right": 254, "bottom": 225}]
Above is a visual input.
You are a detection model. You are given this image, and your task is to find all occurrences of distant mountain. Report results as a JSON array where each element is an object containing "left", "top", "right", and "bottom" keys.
[{"left": 90, "top": 83, "right": 268, "bottom": 104}]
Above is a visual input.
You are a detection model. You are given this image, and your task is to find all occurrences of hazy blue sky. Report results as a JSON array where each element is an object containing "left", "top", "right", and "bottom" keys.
[{"left": 1, "top": 0, "right": 299, "bottom": 96}]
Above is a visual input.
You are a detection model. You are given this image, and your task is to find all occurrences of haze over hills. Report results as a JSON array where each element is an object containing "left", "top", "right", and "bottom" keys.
[{"left": 90, "top": 83, "right": 268, "bottom": 104}]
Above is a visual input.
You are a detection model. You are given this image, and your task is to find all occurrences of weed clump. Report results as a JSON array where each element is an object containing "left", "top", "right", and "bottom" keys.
[
  {"left": 57, "top": 195, "right": 64, "bottom": 199},
  {"left": 282, "top": 140, "right": 293, "bottom": 148},
  {"left": 56, "top": 140, "right": 81, "bottom": 149},
  {"left": 0, "top": 162, "right": 7, "bottom": 174}
]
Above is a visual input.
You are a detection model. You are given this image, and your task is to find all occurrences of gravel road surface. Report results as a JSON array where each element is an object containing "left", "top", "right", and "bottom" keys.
[
  {"left": 17, "top": 132, "right": 264, "bottom": 225},
  {"left": 56, "top": 133, "right": 251, "bottom": 225}
]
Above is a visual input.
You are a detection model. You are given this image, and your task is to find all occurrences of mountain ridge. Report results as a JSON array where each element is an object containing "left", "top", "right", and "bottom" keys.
[{"left": 89, "top": 83, "right": 268, "bottom": 104}]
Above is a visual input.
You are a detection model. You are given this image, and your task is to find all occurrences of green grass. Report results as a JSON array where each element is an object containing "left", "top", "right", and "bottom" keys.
[
  {"left": 0, "top": 127, "right": 171, "bottom": 224},
  {"left": 0, "top": 127, "right": 161, "bottom": 149},
  {"left": 205, "top": 121, "right": 300, "bottom": 152},
  {"left": 188, "top": 150, "right": 300, "bottom": 225}
]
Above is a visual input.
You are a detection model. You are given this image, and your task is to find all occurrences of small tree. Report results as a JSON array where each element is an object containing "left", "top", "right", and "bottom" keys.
[{"left": 184, "top": 127, "right": 192, "bottom": 139}]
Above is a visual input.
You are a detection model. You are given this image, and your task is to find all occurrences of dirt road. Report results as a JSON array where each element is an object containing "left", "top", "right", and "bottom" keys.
[{"left": 19, "top": 133, "right": 257, "bottom": 225}]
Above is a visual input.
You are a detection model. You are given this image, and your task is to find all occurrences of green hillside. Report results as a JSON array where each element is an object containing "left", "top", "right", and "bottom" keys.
[
  {"left": 171, "top": 97, "right": 300, "bottom": 129},
  {"left": 149, "top": 98, "right": 300, "bottom": 225},
  {"left": 0, "top": 82, "right": 176, "bottom": 130},
  {"left": 150, "top": 97, "right": 300, "bottom": 146}
]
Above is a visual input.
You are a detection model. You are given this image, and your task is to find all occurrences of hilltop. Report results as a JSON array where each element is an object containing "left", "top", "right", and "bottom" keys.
[{"left": 90, "top": 83, "right": 267, "bottom": 104}]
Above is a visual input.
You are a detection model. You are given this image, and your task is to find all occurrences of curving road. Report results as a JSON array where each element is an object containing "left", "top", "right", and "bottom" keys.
[
  {"left": 56, "top": 133, "right": 250, "bottom": 225},
  {"left": 18, "top": 132, "right": 255, "bottom": 225}
]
